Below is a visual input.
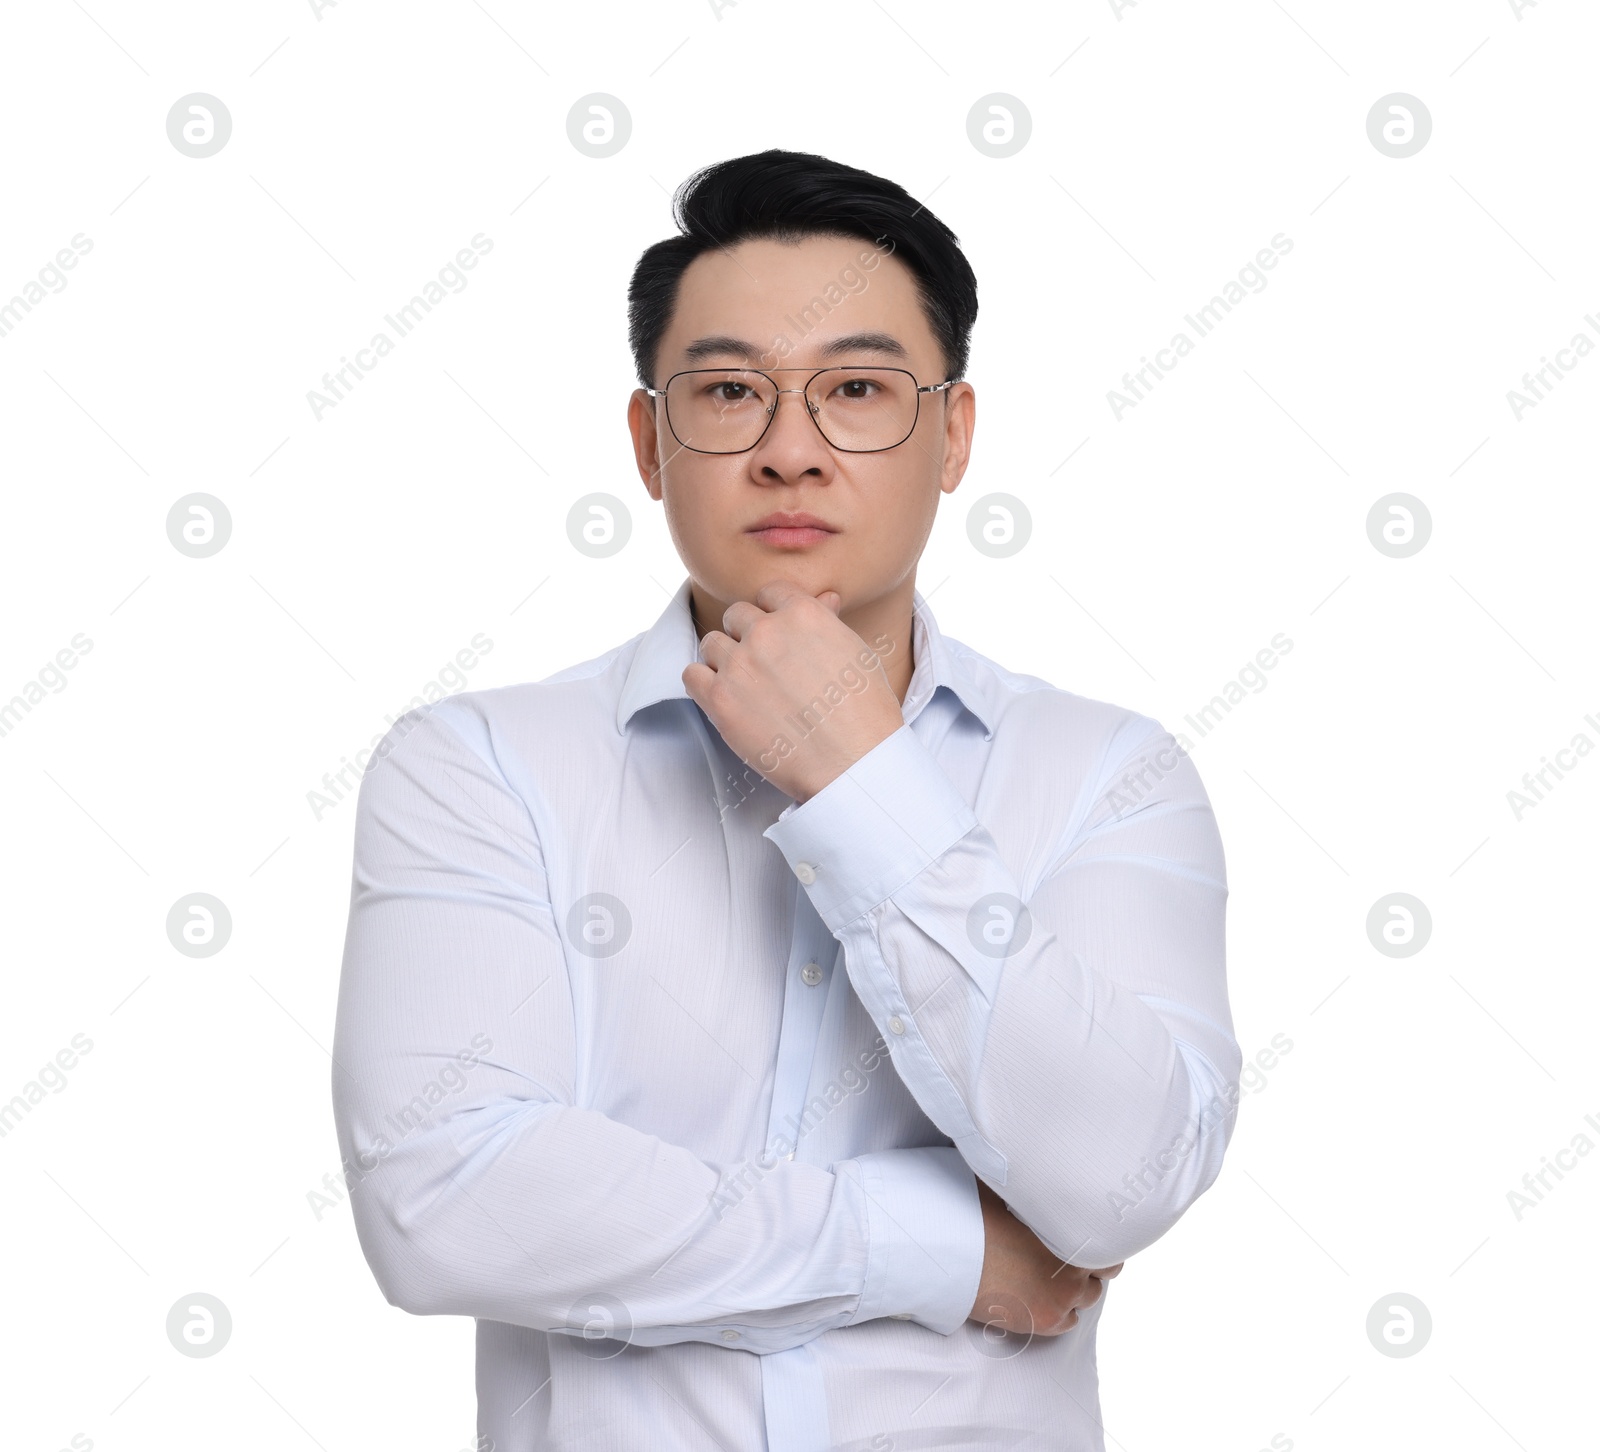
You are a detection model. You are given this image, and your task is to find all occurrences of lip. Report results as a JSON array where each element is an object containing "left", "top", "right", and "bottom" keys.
[
  {"left": 747, "top": 512, "right": 837, "bottom": 532},
  {"left": 745, "top": 512, "right": 838, "bottom": 549}
]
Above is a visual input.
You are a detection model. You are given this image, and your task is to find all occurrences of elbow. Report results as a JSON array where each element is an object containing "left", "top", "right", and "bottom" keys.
[
  {"left": 345, "top": 1154, "right": 477, "bottom": 1318},
  {"left": 1087, "top": 1130, "right": 1231, "bottom": 1262},
  {"left": 351, "top": 1199, "right": 452, "bottom": 1316},
  {"left": 376, "top": 1266, "right": 437, "bottom": 1318},
  {"left": 344, "top": 1146, "right": 565, "bottom": 1327},
  {"left": 1020, "top": 1145, "right": 1228, "bottom": 1269},
  {"left": 329, "top": 1135, "right": 447, "bottom": 1315},
  {"left": 1085, "top": 1087, "right": 1239, "bottom": 1262},
  {"left": 1044, "top": 1056, "right": 1241, "bottom": 1266}
]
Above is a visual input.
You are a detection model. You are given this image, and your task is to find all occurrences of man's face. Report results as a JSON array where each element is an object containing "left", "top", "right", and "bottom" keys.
[{"left": 628, "top": 233, "right": 975, "bottom": 616}]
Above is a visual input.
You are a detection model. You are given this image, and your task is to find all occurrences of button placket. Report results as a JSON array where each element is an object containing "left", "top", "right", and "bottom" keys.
[{"left": 760, "top": 884, "right": 836, "bottom": 1176}]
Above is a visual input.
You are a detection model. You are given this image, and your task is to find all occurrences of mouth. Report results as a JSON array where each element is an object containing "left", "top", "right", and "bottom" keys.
[{"left": 746, "top": 513, "right": 838, "bottom": 549}]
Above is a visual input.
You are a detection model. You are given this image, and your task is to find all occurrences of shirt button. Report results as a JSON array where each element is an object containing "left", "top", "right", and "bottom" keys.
[
  {"left": 800, "top": 962, "right": 823, "bottom": 986},
  {"left": 888, "top": 1015, "right": 906, "bottom": 1035},
  {"left": 720, "top": 1329, "right": 740, "bottom": 1341},
  {"left": 794, "top": 861, "right": 817, "bottom": 884}
]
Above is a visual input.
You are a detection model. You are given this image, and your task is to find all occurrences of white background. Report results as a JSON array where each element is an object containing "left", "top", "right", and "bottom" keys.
[{"left": 2, "top": 1, "right": 1595, "bottom": 1449}]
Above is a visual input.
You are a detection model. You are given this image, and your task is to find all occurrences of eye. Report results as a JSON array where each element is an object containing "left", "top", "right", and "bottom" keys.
[
  {"left": 831, "top": 376, "right": 882, "bottom": 402},
  {"left": 706, "top": 380, "right": 763, "bottom": 405}
]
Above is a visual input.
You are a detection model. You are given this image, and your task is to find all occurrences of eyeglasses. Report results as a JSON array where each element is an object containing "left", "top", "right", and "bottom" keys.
[{"left": 645, "top": 366, "right": 954, "bottom": 455}]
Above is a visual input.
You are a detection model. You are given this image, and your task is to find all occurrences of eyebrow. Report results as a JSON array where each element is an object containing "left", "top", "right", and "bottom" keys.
[{"left": 680, "top": 330, "right": 910, "bottom": 365}]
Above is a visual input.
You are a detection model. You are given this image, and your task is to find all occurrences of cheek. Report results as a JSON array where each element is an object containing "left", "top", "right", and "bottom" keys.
[
  {"left": 853, "top": 471, "right": 939, "bottom": 549},
  {"left": 660, "top": 493, "right": 707, "bottom": 562},
  {"left": 659, "top": 470, "right": 738, "bottom": 557}
]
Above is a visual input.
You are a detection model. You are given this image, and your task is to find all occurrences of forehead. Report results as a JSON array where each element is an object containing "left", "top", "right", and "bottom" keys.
[{"left": 661, "top": 234, "right": 938, "bottom": 366}]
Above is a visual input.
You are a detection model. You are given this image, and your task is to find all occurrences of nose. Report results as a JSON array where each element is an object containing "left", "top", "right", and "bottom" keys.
[{"left": 749, "top": 385, "right": 832, "bottom": 478}]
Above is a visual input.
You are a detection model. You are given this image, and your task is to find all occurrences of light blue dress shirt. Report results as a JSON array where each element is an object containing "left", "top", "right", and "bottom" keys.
[{"left": 331, "top": 576, "right": 1240, "bottom": 1451}]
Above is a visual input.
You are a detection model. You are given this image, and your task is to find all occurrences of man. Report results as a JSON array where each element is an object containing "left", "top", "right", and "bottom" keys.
[{"left": 332, "top": 148, "right": 1240, "bottom": 1452}]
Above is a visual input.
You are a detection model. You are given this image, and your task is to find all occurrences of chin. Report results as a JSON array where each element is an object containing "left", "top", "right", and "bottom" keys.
[{"left": 728, "top": 569, "right": 839, "bottom": 603}]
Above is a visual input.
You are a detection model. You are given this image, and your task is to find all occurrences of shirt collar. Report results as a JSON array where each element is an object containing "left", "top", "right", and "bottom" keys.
[{"left": 615, "top": 576, "right": 1000, "bottom": 740}]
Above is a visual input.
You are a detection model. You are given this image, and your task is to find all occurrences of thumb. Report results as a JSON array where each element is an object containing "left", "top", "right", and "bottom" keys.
[{"left": 818, "top": 590, "right": 842, "bottom": 615}]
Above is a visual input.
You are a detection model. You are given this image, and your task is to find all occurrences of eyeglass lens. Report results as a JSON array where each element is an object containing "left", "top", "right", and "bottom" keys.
[{"left": 663, "top": 368, "right": 921, "bottom": 453}]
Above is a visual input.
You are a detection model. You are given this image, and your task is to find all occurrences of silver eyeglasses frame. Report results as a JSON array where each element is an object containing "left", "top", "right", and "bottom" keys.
[{"left": 643, "top": 365, "right": 956, "bottom": 455}]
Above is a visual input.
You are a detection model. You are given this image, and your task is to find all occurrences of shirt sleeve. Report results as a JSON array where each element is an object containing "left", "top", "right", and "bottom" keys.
[
  {"left": 330, "top": 706, "right": 984, "bottom": 1354},
  {"left": 762, "top": 718, "right": 1240, "bottom": 1269}
]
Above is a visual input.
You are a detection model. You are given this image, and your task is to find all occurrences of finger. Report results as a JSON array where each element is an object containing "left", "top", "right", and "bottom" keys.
[
  {"left": 720, "top": 600, "right": 765, "bottom": 641},
  {"left": 1052, "top": 1307, "right": 1079, "bottom": 1335},
  {"left": 697, "top": 631, "right": 737, "bottom": 671},
  {"left": 817, "top": 589, "right": 842, "bottom": 615},
  {"left": 1093, "top": 1263, "right": 1125, "bottom": 1280},
  {"left": 1075, "top": 1276, "right": 1104, "bottom": 1311},
  {"left": 751, "top": 578, "right": 810, "bottom": 612},
  {"left": 681, "top": 662, "right": 715, "bottom": 702}
]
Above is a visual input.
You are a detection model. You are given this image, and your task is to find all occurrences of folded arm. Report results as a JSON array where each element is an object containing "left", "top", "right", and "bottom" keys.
[
  {"left": 331, "top": 704, "right": 985, "bottom": 1353},
  {"left": 763, "top": 717, "right": 1241, "bottom": 1268}
]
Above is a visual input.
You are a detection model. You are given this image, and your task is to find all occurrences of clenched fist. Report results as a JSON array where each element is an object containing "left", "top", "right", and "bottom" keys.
[{"left": 968, "top": 1180, "right": 1123, "bottom": 1337}]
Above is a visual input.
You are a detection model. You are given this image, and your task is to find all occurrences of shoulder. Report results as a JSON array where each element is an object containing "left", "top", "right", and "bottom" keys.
[
  {"left": 366, "top": 630, "right": 647, "bottom": 780},
  {"left": 944, "top": 631, "right": 1168, "bottom": 763},
  {"left": 940, "top": 631, "right": 1207, "bottom": 872}
]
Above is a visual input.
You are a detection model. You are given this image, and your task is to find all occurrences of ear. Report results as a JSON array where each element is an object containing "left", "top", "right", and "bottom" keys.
[
  {"left": 627, "top": 388, "right": 664, "bottom": 501},
  {"left": 938, "top": 381, "right": 976, "bottom": 496}
]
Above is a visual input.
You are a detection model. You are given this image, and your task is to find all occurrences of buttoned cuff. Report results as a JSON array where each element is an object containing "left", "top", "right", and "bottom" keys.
[
  {"left": 843, "top": 1146, "right": 984, "bottom": 1336},
  {"left": 763, "top": 725, "right": 978, "bottom": 932}
]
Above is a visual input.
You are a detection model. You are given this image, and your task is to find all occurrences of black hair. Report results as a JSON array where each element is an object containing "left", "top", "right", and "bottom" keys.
[{"left": 626, "top": 148, "right": 978, "bottom": 388}]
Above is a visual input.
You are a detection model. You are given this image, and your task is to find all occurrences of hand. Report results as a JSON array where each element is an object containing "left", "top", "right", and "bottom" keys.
[
  {"left": 682, "top": 580, "right": 905, "bottom": 804},
  {"left": 968, "top": 1180, "right": 1123, "bottom": 1337}
]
